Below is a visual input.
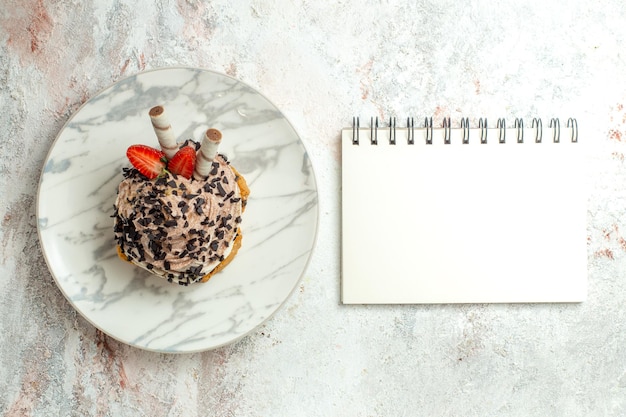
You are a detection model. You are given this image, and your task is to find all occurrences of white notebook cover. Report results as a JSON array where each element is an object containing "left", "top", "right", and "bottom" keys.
[{"left": 341, "top": 120, "right": 587, "bottom": 304}]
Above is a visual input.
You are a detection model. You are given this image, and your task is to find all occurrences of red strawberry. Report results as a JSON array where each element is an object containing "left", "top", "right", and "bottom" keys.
[
  {"left": 126, "top": 145, "right": 166, "bottom": 179},
  {"left": 167, "top": 146, "right": 196, "bottom": 179}
]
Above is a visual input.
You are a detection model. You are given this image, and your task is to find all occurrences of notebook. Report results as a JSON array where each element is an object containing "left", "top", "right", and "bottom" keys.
[{"left": 341, "top": 117, "right": 587, "bottom": 304}]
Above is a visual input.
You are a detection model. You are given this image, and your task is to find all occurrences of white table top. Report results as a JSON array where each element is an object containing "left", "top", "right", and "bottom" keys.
[{"left": 2, "top": 0, "right": 626, "bottom": 415}]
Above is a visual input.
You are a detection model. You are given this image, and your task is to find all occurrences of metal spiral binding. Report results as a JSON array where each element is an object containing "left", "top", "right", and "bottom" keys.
[
  {"left": 461, "top": 118, "right": 470, "bottom": 144},
  {"left": 350, "top": 116, "right": 577, "bottom": 145},
  {"left": 532, "top": 118, "right": 542, "bottom": 143},
  {"left": 550, "top": 118, "right": 560, "bottom": 143},
  {"left": 352, "top": 116, "right": 359, "bottom": 145},
  {"left": 370, "top": 116, "right": 378, "bottom": 145},
  {"left": 514, "top": 118, "right": 524, "bottom": 143},
  {"left": 443, "top": 117, "right": 452, "bottom": 144},
  {"left": 479, "top": 118, "right": 488, "bottom": 144},
  {"left": 497, "top": 118, "right": 506, "bottom": 144},
  {"left": 567, "top": 117, "right": 578, "bottom": 142},
  {"left": 407, "top": 117, "right": 415, "bottom": 144},
  {"left": 425, "top": 117, "right": 433, "bottom": 144}
]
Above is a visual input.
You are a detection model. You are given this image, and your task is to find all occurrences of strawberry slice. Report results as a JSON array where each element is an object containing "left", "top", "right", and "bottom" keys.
[
  {"left": 167, "top": 146, "right": 196, "bottom": 179},
  {"left": 126, "top": 145, "right": 166, "bottom": 179}
]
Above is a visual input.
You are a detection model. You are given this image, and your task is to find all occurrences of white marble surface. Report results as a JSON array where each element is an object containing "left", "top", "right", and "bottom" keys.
[{"left": 3, "top": 0, "right": 626, "bottom": 415}]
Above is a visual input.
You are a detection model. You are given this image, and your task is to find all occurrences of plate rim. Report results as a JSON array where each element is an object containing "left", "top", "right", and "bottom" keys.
[{"left": 35, "top": 66, "right": 320, "bottom": 353}]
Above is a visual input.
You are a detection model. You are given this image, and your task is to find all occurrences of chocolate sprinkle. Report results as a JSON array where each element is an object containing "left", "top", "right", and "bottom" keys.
[
  {"left": 114, "top": 151, "right": 246, "bottom": 285},
  {"left": 216, "top": 182, "right": 226, "bottom": 197}
]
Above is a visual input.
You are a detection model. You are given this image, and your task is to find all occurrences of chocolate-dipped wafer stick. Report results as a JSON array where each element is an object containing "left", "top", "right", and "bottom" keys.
[
  {"left": 149, "top": 105, "right": 178, "bottom": 159},
  {"left": 193, "top": 128, "right": 222, "bottom": 180}
]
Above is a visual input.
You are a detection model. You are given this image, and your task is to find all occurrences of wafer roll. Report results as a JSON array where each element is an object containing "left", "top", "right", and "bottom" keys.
[
  {"left": 149, "top": 106, "right": 178, "bottom": 159},
  {"left": 193, "top": 128, "right": 222, "bottom": 180}
]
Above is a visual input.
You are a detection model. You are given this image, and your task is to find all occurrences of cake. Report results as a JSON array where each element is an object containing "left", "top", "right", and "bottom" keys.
[{"left": 113, "top": 106, "right": 249, "bottom": 285}]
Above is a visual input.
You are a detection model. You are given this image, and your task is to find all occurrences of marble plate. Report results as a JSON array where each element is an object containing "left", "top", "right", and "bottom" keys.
[{"left": 36, "top": 67, "right": 318, "bottom": 353}]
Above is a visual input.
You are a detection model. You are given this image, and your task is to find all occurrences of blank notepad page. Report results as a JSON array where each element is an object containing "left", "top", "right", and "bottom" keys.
[{"left": 341, "top": 119, "right": 587, "bottom": 304}]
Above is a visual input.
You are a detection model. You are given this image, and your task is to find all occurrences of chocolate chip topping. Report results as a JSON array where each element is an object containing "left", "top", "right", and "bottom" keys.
[{"left": 113, "top": 149, "right": 244, "bottom": 285}]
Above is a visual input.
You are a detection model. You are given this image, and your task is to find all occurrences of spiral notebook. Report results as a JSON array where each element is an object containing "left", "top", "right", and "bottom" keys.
[{"left": 341, "top": 117, "right": 587, "bottom": 304}]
